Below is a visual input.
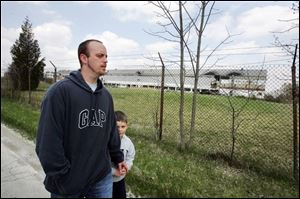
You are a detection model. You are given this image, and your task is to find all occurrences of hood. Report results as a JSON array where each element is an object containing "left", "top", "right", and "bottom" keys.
[
  {"left": 66, "top": 70, "right": 104, "bottom": 93},
  {"left": 66, "top": 70, "right": 105, "bottom": 123}
]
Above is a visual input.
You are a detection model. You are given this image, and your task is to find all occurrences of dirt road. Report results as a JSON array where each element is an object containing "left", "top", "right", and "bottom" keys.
[
  {"left": 1, "top": 123, "right": 139, "bottom": 198},
  {"left": 1, "top": 123, "right": 49, "bottom": 198}
]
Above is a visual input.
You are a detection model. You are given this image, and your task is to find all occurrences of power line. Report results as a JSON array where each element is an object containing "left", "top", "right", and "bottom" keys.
[{"left": 48, "top": 45, "right": 290, "bottom": 63}]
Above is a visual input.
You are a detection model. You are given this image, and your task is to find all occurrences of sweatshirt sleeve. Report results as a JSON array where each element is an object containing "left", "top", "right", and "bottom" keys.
[
  {"left": 107, "top": 96, "right": 124, "bottom": 165},
  {"left": 35, "top": 84, "right": 71, "bottom": 179},
  {"left": 125, "top": 139, "right": 136, "bottom": 170}
]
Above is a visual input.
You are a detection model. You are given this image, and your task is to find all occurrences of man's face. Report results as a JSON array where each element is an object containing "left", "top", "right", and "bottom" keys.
[
  {"left": 82, "top": 41, "right": 108, "bottom": 76},
  {"left": 116, "top": 121, "right": 128, "bottom": 138}
]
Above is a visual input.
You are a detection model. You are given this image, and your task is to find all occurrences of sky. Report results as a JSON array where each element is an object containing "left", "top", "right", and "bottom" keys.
[{"left": 1, "top": 1, "right": 299, "bottom": 92}]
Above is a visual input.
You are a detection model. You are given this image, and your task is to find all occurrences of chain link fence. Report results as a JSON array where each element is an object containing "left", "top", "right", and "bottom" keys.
[
  {"left": 1, "top": 63, "right": 298, "bottom": 181},
  {"left": 102, "top": 64, "right": 299, "bottom": 181}
]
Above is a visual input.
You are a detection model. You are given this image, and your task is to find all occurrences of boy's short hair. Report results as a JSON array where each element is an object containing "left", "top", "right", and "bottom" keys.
[{"left": 115, "top": 111, "right": 128, "bottom": 123}]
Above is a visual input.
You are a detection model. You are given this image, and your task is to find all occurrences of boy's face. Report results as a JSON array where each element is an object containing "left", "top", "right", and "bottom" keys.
[{"left": 116, "top": 121, "right": 128, "bottom": 138}]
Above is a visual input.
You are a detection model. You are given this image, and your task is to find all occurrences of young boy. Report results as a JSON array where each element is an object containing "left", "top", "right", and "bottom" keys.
[{"left": 112, "top": 111, "right": 136, "bottom": 198}]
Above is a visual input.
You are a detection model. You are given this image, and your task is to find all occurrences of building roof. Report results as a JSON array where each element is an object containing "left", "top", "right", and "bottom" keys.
[{"left": 106, "top": 68, "right": 267, "bottom": 79}]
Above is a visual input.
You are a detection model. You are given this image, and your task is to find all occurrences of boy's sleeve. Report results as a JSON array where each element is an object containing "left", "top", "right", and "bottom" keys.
[
  {"left": 111, "top": 164, "right": 117, "bottom": 176},
  {"left": 125, "top": 140, "right": 136, "bottom": 170}
]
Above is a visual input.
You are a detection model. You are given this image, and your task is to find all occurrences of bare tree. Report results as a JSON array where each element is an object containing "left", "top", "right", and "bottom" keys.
[
  {"left": 219, "top": 66, "right": 266, "bottom": 164},
  {"left": 147, "top": 1, "right": 235, "bottom": 150},
  {"left": 181, "top": 2, "right": 234, "bottom": 146},
  {"left": 148, "top": 1, "right": 188, "bottom": 150},
  {"left": 272, "top": 1, "right": 299, "bottom": 58}
]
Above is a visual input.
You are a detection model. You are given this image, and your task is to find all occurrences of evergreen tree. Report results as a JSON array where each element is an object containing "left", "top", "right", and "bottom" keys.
[{"left": 8, "top": 16, "right": 45, "bottom": 91}]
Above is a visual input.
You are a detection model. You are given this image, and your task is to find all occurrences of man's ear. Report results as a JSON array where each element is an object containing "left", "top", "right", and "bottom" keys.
[{"left": 80, "top": 53, "right": 88, "bottom": 64}]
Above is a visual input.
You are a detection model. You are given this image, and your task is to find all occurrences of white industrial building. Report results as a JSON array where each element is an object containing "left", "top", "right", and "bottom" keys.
[{"left": 101, "top": 68, "right": 267, "bottom": 99}]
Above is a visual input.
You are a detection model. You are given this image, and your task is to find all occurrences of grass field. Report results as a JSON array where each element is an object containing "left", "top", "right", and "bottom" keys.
[
  {"left": 109, "top": 87, "right": 298, "bottom": 181},
  {"left": 1, "top": 83, "right": 299, "bottom": 197}
]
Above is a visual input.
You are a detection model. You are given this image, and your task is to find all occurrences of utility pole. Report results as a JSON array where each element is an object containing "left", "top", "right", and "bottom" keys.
[{"left": 49, "top": 61, "right": 57, "bottom": 83}]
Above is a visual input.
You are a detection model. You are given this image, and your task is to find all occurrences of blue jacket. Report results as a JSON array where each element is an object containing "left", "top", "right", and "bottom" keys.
[{"left": 36, "top": 70, "right": 123, "bottom": 196}]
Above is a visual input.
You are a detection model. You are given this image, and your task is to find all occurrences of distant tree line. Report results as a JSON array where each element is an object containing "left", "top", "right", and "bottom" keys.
[{"left": 264, "top": 83, "right": 299, "bottom": 103}]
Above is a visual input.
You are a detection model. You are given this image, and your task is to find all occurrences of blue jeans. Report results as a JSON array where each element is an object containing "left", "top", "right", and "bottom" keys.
[{"left": 51, "top": 173, "right": 113, "bottom": 198}]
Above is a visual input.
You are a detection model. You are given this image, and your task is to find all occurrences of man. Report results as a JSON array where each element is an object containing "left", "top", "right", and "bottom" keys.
[{"left": 36, "top": 39, "right": 127, "bottom": 198}]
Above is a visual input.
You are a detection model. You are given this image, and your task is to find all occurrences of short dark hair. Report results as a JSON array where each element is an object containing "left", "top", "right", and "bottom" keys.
[
  {"left": 78, "top": 39, "right": 103, "bottom": 66},
  {"left": 115, "top": 111, "right": 128, "bottom": 123}
]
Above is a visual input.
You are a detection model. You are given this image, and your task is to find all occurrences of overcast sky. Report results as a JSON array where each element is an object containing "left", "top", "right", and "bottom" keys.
[{"left": 1, "top": 1, "right": 299, "bottom": 83}]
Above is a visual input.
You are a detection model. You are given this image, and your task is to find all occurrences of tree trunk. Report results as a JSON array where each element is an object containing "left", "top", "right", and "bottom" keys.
[
  {"left": 28, "top": 67, "right": 31, "bottom": 104},
  {"left": 189, "top": 2, "right": 206, "bottom": 146},
  {"left": 179, "top": 1, "right": 185, "bottom": 151},
  {"left": 230, "top": 110, "right": 236, "bottom": 165}
]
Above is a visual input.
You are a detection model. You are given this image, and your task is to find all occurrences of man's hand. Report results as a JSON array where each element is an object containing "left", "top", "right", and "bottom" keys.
[{"left": 118, "top": 161, "right": 128, "bottom": 175}]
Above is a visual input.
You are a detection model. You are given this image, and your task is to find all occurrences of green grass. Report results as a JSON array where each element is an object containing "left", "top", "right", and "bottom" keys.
[
  {"left": 126, "top": 128, "right": 298, "bottom": 197},
  {"left": 1, "top": 98, "right": 40, "bottom": 140},
  {"left": 36, "top": 81, "right": 52, "bottom": 91},
  {"left": 110, "top": 88, "right": 298, "bottom": 180},
  {"left": 1, "top": 84, "right": 299, "bottom": 197},
  {"left": 0, "top": 81, "right": 50, "bottom": 139}
]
